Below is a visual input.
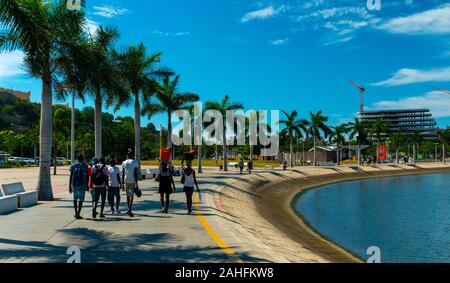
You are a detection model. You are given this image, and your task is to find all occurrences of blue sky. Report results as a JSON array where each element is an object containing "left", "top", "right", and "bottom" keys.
[{"left": 1, "top": 0, "right": 450, "bottom": 128}]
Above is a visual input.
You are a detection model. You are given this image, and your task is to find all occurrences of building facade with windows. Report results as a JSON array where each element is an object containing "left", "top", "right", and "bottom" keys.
[{"left": 359, "top": 109, "right": 439, "bottom": 139}]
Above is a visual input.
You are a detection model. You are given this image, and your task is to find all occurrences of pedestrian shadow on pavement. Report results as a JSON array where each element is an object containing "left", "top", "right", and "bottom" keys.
[{"left": 0, "top": 227, "right": 265, "bottom": 263}]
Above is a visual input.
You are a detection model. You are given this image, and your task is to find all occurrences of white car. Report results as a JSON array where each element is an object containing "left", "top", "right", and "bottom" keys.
[{"left": 7, "top": 157, "right": 21, "bottom": 163}]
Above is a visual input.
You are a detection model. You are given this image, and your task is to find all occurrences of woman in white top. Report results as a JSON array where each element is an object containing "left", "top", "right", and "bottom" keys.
[{"left": 182, "top": 160, "right": 200, "bottom": 215}]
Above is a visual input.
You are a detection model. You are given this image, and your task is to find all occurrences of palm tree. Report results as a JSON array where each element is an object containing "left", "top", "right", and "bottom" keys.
[
  {"left": 306, "top": 111, "right": 330, "bottom": 166},
  {"left": 390, "top": 133, "right": 406, "bottom": 164},
  {"left": 114, "top": 43, "right": 171, "bottom": 169},
  {"left": 0, "top": 0, "right": 85, "bottom": 200},
  {"left": 280, "top": 110, "right": 308, "bottom": 167},
  {"left": 205, "top": 95, "right": 244, "bottom": 171},
  {"left": 54, "top": 34, "right": 91, "bottom": 164},
  {"left": 369, "top": 119, "right": 389, "bottom": 164},
  {"left": 143, "top": 74, "right": 199, "bottom": 159},
  {"left": 348, "top": 118, "right": 368, "bottom": 166},
  {"left": 410, "top": 131, "right": 423, "bottom": 163},
  {"left": 86, "top": 26, "right": 123, "bottom": 159},
  {"left": 438, "top": 129, "right": 450, "bottom": 163},
  {"left": 329, "top": 124, "right": 349, "bottom": 165}
]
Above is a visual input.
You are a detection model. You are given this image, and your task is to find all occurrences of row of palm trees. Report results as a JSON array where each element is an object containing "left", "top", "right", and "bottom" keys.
[
  {"left": 280, "top": 109, "right": 450, "bottom": 167},
  {"left": 0, "top": 1, "right": 198, "bottom": 200},
  {"left": 0, "top": 0, "right": 249, "bottom": 200},
  {"left": 2, "top": 1, "right": 449, "bottom": 202}
]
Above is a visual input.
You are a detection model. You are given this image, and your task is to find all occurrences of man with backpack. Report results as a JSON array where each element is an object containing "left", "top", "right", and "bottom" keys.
[
  {"left": 69, "top": 155, "right": 89, "bottom": 220},
  {"left": 90, "top": 157, "right": 109, "bottom": 219}
]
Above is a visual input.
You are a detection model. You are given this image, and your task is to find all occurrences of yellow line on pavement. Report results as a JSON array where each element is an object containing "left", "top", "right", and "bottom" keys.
[{"left": 194, "top": 192, "right": 243, "bottom": 263}]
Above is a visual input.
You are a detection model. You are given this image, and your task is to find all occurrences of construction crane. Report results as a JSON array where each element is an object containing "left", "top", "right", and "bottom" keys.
[
  {"left": 434, "top": 87, "right": 450, "bottom": 95},
  {"left": 348, "top": 80, "right": 366, "bottom": 113}
]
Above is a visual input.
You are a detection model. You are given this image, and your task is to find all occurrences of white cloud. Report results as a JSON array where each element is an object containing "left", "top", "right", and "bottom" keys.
[
  {"left": 378, "top": 4, "right": 450, "bottom": 35},
  {"left": 372, "top": 67, "right": 450, "bottom": 87},
  {"left": 150, "top": 31, "right": 191, "bottom": 37},
  {"left": 373, "top": 91, "right": 450, "bottom": 118},
  {"left": 0, "top": 51, "right": 25, "bottom": 78},
  {"left": 322, "top": 36, "right": 353, "bottom": 46},
  {"left": 241, "top": 6, "right": 286, "bottom": 23},
  {"left": 93, "top": 5, "right": 130, "bottom": 18},
  {"left": 271, "top": 38, "right": 290, "bottom": 45}
]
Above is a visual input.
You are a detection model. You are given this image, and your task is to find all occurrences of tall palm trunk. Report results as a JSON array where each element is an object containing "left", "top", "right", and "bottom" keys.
[
  {"left": 413, "top": 144, "right": 417, "bottom": 163},
  {"left": 94, "top": 94, "right": 102, "bottom": 158},
  {"left": 313, "top": 128, "right": 317, "bottom": 166},
  {"left": 357, "top": 141, "right": 361, "bottom": 166},
  {"left": 289, "top": 136, "right": 294, "bottom": 167},
  {"left": 223, "top": 129, "right": 228, "bottom": 171},
  {"left": 134, "top": 93, "right": 141, "bottom": 170},
  {"left": 37, "top": 76, "right": 54, "bottom": 201},
  {"left": 249, "top": 144, "right": 254, "bottom": 162},
  {"left": 71, "top": 93, "right": 75, "bottom": 163},
  {"left": 337, "top": 143, "right": 340, "bottom": 165},
  {"left": 443, "top": 143, "right": 446, "bottom": 163},
  {"left": 197, "top": 144, "right": 203, "bottom": 173},
  {"left": 396, "top": 147, "right": 400, "bottom": 164}
]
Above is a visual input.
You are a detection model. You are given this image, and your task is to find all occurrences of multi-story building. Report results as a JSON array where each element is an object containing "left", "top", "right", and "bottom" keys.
[{"left": 359, "top": 109, "right": 439, "bottom": 139}]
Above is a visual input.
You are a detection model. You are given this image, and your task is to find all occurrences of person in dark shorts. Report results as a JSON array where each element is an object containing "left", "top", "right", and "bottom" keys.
[
  {"left": 90, "top": 157, "right": 109, "bottom": 219},
  {"left": 69, "top": 154, "right": 89, "bottom": 220},
  {"left": 158, "top": 161, "right": 176, "bottom": 213},
  {"left": 107, "top": 159, "right": 122, "bottom": 214},
  {"left": 182, "top": 160, "right": 200, "bottom": 215},
  {"left": 247, "top": 159, "right": 253, "bottom": 175}
]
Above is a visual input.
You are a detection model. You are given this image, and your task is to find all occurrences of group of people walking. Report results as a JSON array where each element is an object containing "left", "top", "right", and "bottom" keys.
[{"left": 68, "top": 151, "right": 200, "bottom": 220}]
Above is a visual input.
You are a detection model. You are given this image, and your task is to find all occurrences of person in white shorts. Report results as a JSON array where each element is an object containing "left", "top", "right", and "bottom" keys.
[{"left": 122, "top": 151, "right": 139, "bottom": 217}]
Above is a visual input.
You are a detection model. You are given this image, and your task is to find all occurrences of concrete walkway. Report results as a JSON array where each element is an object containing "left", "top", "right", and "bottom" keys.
[
  {"left": 0, "top": 169, "right": 264, "bottom": 263},
  {"left": 1, "top": 163, "right": 449, "bottom": 263}
]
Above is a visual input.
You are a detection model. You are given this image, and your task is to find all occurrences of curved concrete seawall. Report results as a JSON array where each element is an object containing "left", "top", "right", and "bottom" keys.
[{"left": 201, "top": 163, "right": 450, "bottom": 263}]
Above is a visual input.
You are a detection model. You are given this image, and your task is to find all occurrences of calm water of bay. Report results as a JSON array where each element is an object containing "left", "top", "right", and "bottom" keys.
[{"left": 295, "top": 173, "right": 450, "bottom": 263}]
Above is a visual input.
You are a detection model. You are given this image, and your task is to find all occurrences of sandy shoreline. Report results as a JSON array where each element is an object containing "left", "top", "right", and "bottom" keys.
[{"left": 208, "top": 164, "right": 450, "bottom": 263}]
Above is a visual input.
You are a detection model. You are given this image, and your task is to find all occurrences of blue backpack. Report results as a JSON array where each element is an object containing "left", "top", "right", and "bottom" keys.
[{"left": 72, "top": 163, "right": 87, "bottom": 187}]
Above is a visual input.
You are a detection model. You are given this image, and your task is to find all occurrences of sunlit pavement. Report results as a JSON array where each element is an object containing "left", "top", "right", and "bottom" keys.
[
  {"left": 0, "top": 167, "right": 264, "bottom": 263},
  {"left": 1, "top": 164, "right": 449, "bottom": 263}
]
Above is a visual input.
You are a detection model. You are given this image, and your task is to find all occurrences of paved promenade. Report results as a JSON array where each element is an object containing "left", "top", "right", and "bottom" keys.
[
  {"left": 1, "top": 163, "right": 449, "bottom": 263},
  {"left": 0, "top": 167, "right": 264, "bottom": 263}
]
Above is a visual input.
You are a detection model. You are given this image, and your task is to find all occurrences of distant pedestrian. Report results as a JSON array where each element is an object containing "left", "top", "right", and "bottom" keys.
[
  {"left": 90, "top": 158, "right": 109, "bottom": 219},
  {"left": 181, "top": 160, "right": 200, "bottom": 215},
  {"left": 107, "top": 159, "right": 122, "bottom": 214},
  {"left": 248, "top": 159, "right": 253, "bottom": 175},
  {"left": 158, "top": 161, "right": 176, "bottom": 213},
  {"left": 239, "top": 158, "right": 244, "bottom": 174},
  {"left": 122, "top": 151, "right": 139, "bottom": 217},
  {"left": 69, "top": 154, "right": 89, "bottom": 220}
]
